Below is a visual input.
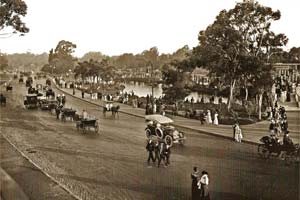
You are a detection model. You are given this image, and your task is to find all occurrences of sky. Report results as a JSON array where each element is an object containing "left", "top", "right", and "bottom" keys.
[{"left": 1, "top": 0, "right": 300, "bottom": 57}]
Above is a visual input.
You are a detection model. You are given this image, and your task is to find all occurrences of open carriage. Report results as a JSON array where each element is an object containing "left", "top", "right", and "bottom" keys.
[
  {"left": 76, "top": 117, "right": 99, "bottom": 134},
  {"left": 39, "top": 98, "right": 58, "bottom": 113},
  {"left": 60, "top": 108, "right": 77, "bottom": 122},
  {"left": 24, "top": 94, "right": 38, "bottom": 109}
]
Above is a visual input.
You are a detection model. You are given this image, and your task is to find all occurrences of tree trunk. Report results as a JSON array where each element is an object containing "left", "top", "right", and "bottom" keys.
[
  {"left": 258, "top": 93, "right": 263, "bottom": 120},
  {"left": 245, "top": 87, "right": 248, "bottom": 101},
  {"left": 227, "top": 79, "right": 236, "bottom": 110}
]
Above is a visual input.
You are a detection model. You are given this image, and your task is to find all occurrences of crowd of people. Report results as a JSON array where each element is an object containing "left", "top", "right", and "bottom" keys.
[
  {"left": 267, "top": 104, "right": 295, "bottom": 151},
  {"left": 271, "top": 75, "right": 294, "bottom": 103},
  {"left": 145, "top": 139, "right": 171, "bottom": 168}
]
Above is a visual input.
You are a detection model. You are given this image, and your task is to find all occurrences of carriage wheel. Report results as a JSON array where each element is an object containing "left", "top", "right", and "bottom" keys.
[
  {"left": 258, "top": 144, "right": 270, "bottom": 159},
  {"left": 145, "top": 129, "right": 152, "bottom": 138},
  {"left": 155, "top": 128, "right": 164, "bottom": 139},
  {"left": 164, "top": 135, "right": 173, "bottom": 147}
]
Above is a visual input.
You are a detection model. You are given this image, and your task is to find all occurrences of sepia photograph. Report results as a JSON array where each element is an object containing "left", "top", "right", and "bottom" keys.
[{"left": 0, "top": 0, "right": 299, "bottom": 199}]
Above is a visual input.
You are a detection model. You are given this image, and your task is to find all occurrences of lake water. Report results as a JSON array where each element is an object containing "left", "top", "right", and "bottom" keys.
[{"left": 123, "top": 82, "right": 228, "bottom": 103}]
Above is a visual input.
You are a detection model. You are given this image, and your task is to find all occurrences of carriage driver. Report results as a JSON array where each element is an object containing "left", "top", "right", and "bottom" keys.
[{"left": 82, "top": 109, "right": 88, "bottom": 119}]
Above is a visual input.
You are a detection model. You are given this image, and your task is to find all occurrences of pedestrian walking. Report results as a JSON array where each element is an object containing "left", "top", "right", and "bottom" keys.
[
  {"left": 197, "top": 171, "right": 210, "bottom": 200},
  {"left": 206, "top": 110, "right": 212, "bottom": 124},
  {"left": 154, "top": 141, "right": 160, "bottom": 162},
  {"left": 191, "top": 167, "right": 200, "bottom": 200},
  {"left": 213, "top": 111, "right": 219, "bottom": 125},
  {"left": 232, "top": 120, "right": 238, "bottom": 141},
  {"left": 235, "top": 125, "right": 243, "bottom": 143},
  {"left": 146, "top": 140, "right": 155, "bottom": 166},
  {"left": 165, "top": 145, "right": 171, "bottom": 166},
  {"left": 158, "top": 143, "right": 168, "bottom": 168},
  {"left": 153, "top": 103, "right": 157, "bottom": 114},
  {"left": 81, "top": 91, "right": 84, "bottom": 98}
]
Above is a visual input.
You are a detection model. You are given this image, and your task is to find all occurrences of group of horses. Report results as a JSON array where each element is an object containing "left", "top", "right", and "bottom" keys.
[{"left": 103, "top": 105, "right": 120, "bottom": 119}]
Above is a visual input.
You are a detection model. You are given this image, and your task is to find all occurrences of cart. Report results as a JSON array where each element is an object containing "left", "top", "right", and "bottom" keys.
[
  {"left": 24, "top": 94, "right": 38, "bottom": 109},
  {"left": 76, "top": 118, "right": 99, "bottom": 134},
  {"left": 60, "top": 108, "right": 77, "bottom": 122}
]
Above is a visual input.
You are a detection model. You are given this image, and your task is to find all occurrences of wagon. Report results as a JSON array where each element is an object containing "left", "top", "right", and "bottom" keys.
[
  {"left": 76, "top": 118, "right": 99, "bottom": 134},
  {"left": 145, "top": 114, "right": 186, "bottom": 147},
  {"left": 60, "top": 108, "right": 77, "bottom": 122},
  {"left": 24, "top": 94, "right": 38, "bottom": 109},
  {"left": 39, "top": 99, "right": 58, "bottom": 113}
]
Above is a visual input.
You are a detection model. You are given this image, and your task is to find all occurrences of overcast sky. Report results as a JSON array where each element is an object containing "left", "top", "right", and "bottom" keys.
[{"left": 1, "top": 0, "right": 300, "bottom": 57}]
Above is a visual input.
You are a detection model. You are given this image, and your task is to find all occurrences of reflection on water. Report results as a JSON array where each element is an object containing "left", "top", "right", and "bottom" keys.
[
  {"left": 123, "top": 81, "right": 228, "bottom": 103},
  {"left": 122, "top": 82, "right": 163, "bottom": 98}
]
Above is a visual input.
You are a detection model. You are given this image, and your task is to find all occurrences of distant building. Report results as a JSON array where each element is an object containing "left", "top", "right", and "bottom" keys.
[
  {"left": 191, "top": 67, "right": 209, "bottom": 85},
  {"left": 272, "top": 63, "right": 300, "bottom": 83}
]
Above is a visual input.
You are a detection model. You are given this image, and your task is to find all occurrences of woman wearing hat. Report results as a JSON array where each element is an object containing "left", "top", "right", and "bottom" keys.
[{"left": 197, "top": 171, "right": 210, "bottom": 200}]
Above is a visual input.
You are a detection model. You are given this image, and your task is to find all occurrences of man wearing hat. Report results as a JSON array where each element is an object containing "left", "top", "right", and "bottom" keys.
[{"left": 146, "top": 139, "right": 155, "bottom": 166}]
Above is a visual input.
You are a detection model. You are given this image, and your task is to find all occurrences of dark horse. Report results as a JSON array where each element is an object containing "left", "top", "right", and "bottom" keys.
[{"left": 103, "top": 105, "right": 120, "bottom": 119}]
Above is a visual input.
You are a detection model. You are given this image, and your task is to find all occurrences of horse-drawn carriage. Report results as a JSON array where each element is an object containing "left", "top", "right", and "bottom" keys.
[
  {"left": 258, "top": 135, "right": 299, "bottom": 165},
  {"left": 60, "top": 108, "right": 77, "bottom": 122},
  {"left": 24, "top": 94, "right": 38, "bottom": 109},
  {"left": 39, "top": 98, "right": 58, "bottom": 112},
  {"left": 145, "top": 115, "right": 186, "bottom": 147},
  {"left": 76, "top": 117, "right": 99, "bottom": 134},
  {"left": 103, "top": 101, "right": 120, "bottom": 118}
]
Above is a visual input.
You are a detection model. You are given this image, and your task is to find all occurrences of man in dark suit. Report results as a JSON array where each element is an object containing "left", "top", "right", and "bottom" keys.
[{"left": 146, "top": 140, "right": 155, "bottom": 165}]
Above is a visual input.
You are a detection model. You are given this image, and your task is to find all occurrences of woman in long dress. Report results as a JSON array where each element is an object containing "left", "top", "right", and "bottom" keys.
[
  {"left": 235, "top": 125, "right": 243, "bottom": 143},
  {"left": 213, "top": 112, "right": 219, "bottom": 125},
  {"left": 206, "top": 110, "right": 212, "bottom": 124},
  {"left": 197, "top": 171, "right": 210, "bottom": 200}
]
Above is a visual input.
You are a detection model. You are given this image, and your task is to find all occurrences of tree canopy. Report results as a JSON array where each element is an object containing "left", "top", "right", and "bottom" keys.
[
  {"left": 0, "top": 0, "right": 29, "bottom": 36},
  {"left": 47, "top": 40, "right": 77, "bottom": 74}
]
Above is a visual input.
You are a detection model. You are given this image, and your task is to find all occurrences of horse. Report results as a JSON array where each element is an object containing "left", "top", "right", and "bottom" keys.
[{"left": 111, "top": 105, "right": 120, "bottom": 119}]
